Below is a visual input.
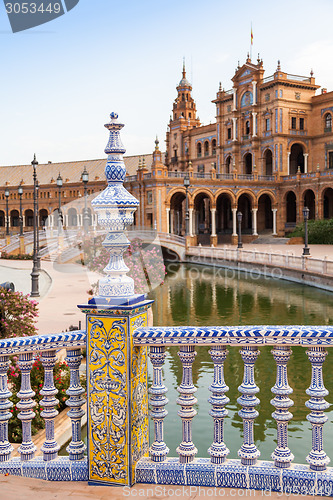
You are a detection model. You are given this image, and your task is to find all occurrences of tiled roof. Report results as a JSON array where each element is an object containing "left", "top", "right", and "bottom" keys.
[{"left": 0, "top": 153, "right": 164, "bottom": 188}]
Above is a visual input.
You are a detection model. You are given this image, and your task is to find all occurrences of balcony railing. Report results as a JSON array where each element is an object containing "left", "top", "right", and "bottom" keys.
[
  {"left": 238, "top": 174, "right": 254, "bottom": 180},
  {"left": 217, "top": 173, "right": 234, "bottom": 180},
  {"left": 168, "top": 171, "right": 187, "bottom": 178},
  {"left": 258, "top": 174, "right": 275, "bottom": 181}
]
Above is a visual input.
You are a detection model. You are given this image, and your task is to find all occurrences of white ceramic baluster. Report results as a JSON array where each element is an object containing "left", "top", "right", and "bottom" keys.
[
  {"left": 305, "top": 346, "right": 330, "bottom": 471},
  {"left": 176, "top": 345, "right": 198, "bottom": 463},
  {"left": 237, "top": 346, "right": 260, "bottom": 465},
  {"left": 148, "top": 346, "right": 169, "bottom": 462},
  {"left": 271, "top": 346, "right": 294, "bottom": 468},
  {"left": 65, "top": 348, "right": 86, "bottom": 460},
  {"left": 40, "top": 350, "right": 60, "bottom": 460},
  {"left": 0, "top": 355, "right": 14, "bottom": 461},
  {"left": 208, "top": 345, "right": 230, "bottom": 464},
  {"left": 17, "top": 352, "right": 37, "bottom": 460}
]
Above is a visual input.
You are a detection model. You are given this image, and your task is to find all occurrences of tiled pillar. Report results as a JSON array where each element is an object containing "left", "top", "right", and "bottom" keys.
[{"left": 82, "top": 303, "right": 152, "bottom": 486}]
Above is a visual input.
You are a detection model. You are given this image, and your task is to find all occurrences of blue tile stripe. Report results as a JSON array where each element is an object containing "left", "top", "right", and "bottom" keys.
[
  {"left": 135, "top": 458, "right": 333, "bottom": 495},
  {"left": 132, "top": 326, "right": 333, "bottom": 346},
  {"left": 0, "top": 330, "right": 86, "bottom": 355},
  {"left": 0, "top": 457, "right": 88, "bottom": 481}
]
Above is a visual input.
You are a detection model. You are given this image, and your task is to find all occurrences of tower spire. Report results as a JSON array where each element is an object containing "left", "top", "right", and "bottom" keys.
[{"left": 182, "top": 57, "right": 186, "bottom": 79}]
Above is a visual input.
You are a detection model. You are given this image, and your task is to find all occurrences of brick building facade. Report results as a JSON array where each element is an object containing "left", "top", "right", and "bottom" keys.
[{"left": 1, "top": 56, "right": 333, "bottom": 245}]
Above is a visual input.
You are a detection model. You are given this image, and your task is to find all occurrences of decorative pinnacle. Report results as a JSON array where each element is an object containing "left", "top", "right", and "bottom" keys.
[
  {"left": 277, "top": 60, "right": 281, "bottom": 71},
  {"left": 155, "top": 136, "right": 159, "bottom": 150},
  {"left": 90, "top": 113, "right": 141, "bottom": 303},
  {"left": 219, "top": 81, "right": 222, "bottom": 91},
  {"left": 182, "top": 57, "right": 186, "bottom": 78},
  {"left": 31, "top": 154, "right": 38, "bottom": 166},
  {"left": 310, "top": 68, "right": 314, "bottom": 77}
]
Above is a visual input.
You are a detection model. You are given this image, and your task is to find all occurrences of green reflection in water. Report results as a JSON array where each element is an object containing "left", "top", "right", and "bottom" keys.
[{"left": 148, "top": 263, "right": 333, "bottom": 463}]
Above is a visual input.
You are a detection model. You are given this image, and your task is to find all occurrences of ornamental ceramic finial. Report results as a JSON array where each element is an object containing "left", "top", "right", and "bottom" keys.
[{"left": 90, "top": 112, "right": 144, "bottom": 305}]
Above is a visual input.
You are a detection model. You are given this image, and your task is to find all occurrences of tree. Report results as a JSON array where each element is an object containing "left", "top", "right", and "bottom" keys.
[{"left": 0, "top": 289, "right": 38, "bottom": 340}]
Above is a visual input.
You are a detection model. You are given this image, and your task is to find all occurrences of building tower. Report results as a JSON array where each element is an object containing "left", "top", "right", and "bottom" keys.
[{"left": 166, "top": 60, "right": 200, "bottom": 171}]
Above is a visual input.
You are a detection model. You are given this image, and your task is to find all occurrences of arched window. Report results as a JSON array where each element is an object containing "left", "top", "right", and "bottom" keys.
[
  {"left": 325, "top": 113, "right": 332, "bottom": 132},
  {"left": 212, "top": 139, "right": 216, "bottom": 155},
  {"left": 204, "top": 141, "right": 209, "bottom": 156},
  {"left": 245, "top": 120, "right": 250, "bottom": 135},
  {"left": 197, "top": 142, "right": 202, "bottom": 158}
]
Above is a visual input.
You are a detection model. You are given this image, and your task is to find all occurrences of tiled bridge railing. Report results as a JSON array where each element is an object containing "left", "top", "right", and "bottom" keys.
[
  {"left": 2, "top": 325, "right": 333, "bottom": 494},
  {"left": 0, "top": 330, "right": 88, "bottom": 481},
  {"left": 133, "top": 325, "right": 333, "bottom": 495}
]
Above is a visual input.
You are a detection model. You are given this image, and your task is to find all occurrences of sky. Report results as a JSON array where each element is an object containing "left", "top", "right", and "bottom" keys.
[{"left": 1, "top": 0, "right": 333, "bottom": 166}]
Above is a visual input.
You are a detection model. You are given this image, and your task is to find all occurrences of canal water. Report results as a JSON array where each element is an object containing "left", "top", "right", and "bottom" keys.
[
  {"left": 148, "top": 263, "right": 333, "bottom": 464},
  {"left": 63, "top": 263, "right": 333, "bottom": 464}
]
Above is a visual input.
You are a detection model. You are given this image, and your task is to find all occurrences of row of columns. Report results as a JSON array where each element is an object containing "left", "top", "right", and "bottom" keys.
[{"left": 167, "top": 207, "right": 278, "bottom": 237}]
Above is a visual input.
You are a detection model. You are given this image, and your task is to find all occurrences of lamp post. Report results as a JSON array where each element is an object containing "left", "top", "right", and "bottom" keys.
[
  {"left": 237, "top": 211, "right": 243, "bottom": 249},
  {"left": 31, "top": 154, "right": 39, "bottom": 298},
  {"left": 82, "top": 166, "right": 89, "bottom": 233},
  {"left": 18, "top": 183, "right": 23, "bottom": 236},
  {"left": 5, "top": 188, "right": 9, "bottom": 237},
  {"left": 57, "top": 172, "right": 63, "bottom": 232},
  {"left": 184, "top": 173, "right": 190, "bottom": 236},
  {"left": 303, "top": 206, "right": 310, "bottom": 256},
  {"left": 36, "top": 180, "right": 41, "bottom": 270}
]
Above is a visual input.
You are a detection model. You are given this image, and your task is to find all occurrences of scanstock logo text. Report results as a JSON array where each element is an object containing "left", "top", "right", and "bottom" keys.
[{"left": 3, "top": 0, "right": 80, "bottom": 33}]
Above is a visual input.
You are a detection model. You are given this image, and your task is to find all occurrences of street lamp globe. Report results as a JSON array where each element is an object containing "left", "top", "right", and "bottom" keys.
[
  {"left": 57, "top": 172, "right": 63, "bottom": 188},
  {"left": 82, "top": 166, "right": 89, "bottom": 184},
  {"left": 18, "top": 185, "right": 23, "bottom": 196},
  {"left": 303, "top": 206, "right": 310, "bottom": 221},
  {"left": 5, "top": 188, "right": 9, "bottom": 198},
  {"left": 237, "top": 211, "right": 243, "bottom": 224},
  {"left": 183, "top": 174, "right": 190, "bottom": 188}
]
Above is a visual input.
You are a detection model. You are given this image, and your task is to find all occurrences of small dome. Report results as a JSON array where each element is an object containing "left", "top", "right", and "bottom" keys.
[{"left": 179, "top": 76, "right": 190, "bottom": 87}]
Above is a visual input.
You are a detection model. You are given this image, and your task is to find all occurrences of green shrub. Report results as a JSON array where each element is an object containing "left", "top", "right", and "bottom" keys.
[
  {"left": 288, "top": 219, "right": 333, "bottom": 244},
  {"left": 1, "top": 251, "right": 33, "bottom": 260}
]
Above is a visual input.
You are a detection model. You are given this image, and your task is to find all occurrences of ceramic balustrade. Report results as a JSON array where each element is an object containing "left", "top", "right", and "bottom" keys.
[
  {"left": 133, "top": 325, "right": 333, "bottom": 495},
  {"left": 0, "top": 331, "right": 87, "bottom": 480}
]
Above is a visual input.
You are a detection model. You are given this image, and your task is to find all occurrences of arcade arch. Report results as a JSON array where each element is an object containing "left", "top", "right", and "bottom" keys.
[
  {"left": 286, "top": 191, "right": 297, "bottom": 224},
  {"left": 323, "top": 187, "right": 333, "bottom": 219},
  {"left": 194, "top": 192, "right": 211, "bottom": 245},
  {"left": 237, "top": 193, "right": 252, "bottom": 232},
  {"left": 24, "top": 209, "right": 33, "bottom": 227},
  {"left": 170, "top": 191, "right": 186, "bottom": 235},
  {"left": 290, "top": 143, "right": 305, "bottom": 174},
  {"left": 303, "top": 189, "right": 315, "bottom": 220},
  {"left": 216, "top": 193, "right": 233, "bottom": 243},
  {"left": 257, "top": 194, "right": 273, "bottom": 233}
]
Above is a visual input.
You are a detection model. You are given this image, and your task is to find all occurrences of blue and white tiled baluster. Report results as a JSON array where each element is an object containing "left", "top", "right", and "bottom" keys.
[
  {"left": 305, "top": 346, "right": 330, "bottom": 471},
  {"left": 176, "top": 345, "right": 198, "bottom": 463},
  {"left": 208, "top": 345, "right": 230, "bottom": 464},
  {"left": 0, "top": 355, "right": 13, "bottom": 461},
  {"left": 40, "top": 350, "right": 60, "bottom": 461},
  {"left": 148, "top": 346, "right": 169, "bottom": 462},
  {"left": 237, "top": 346, "right": 260, "bottom": 466},
  {"left": 271, "top": 346, "right": 294, "bottom": 468},
  {"left": 17, "top": 353, "right": 37, "bottom": 461},
  {"left": 65, "top": 349, "right": 86, "bottom": 460}
]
